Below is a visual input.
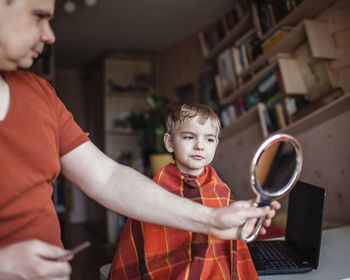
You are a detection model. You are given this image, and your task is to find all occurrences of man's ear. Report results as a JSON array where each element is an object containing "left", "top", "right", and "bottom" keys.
[{"left": 164, "top": 133, "right": 174, "bottom": 153}]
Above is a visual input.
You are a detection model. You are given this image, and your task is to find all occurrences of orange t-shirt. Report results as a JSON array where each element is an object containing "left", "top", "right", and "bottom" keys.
[{"left": 0, "top": 70, "right": 89, "bottom": 248}]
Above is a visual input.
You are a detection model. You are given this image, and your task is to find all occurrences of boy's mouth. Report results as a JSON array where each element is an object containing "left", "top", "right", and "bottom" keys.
[{"left": 191, "top": 155, "right": 204, "bottom": 160}]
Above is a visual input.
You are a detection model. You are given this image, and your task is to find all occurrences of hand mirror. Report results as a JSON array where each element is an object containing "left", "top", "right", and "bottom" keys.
[{"left": 239, "top": 133, "right": 302, "bottom": 243}]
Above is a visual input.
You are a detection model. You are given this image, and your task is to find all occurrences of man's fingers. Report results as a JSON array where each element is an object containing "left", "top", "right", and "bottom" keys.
[
  {"left": 41, "top": 259, "right": 72, "bottom": 278},
  {"left": 243, "top": 206, "right": 270, "bottom": 219},
  {"left": 34, "top": 240, "right": 69, "bottom": 260}
]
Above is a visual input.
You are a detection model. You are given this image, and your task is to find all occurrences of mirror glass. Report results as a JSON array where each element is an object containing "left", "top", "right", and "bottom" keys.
[
  {"left": 256, "top": 141, "right": 297, "bottom": 194},
  {"left": 250, "top": 133, "right": 303, "bottom": 203}
]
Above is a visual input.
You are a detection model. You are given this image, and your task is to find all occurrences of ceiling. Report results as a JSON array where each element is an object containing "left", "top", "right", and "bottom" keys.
[{"left": 52, "top": 0, "right": 233, "bottom": 70}]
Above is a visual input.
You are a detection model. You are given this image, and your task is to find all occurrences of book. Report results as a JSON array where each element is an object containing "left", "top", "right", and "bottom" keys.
[
  {"left": 265, "top": 91, "right": 283, "bottom": 107},
  {"left": 236, "top": 96, "right": 246, "bottom": 115},
  {"left": 259, "top": 82, "right": 281, "bottom": 103},
  {"left": 214, "top": 74, "right": 224, "bottom": 101},
  {"left": 244, "top": 91, "right": 259, "bottom": 110},
  {"left": 223, "top": 10, "right": 236, "bottom": 31},
  {"left": 240, "top": 43, "right": 249, "bottom": 70},
  {"left": 274, "top": 102, "right": 287, "bottom": 128},
  {"left": 217, "top": 49, "right": 237, "bottom": 97},
  {"left": 231, "top": 46, "right": 243, "bottom": 75},
  {"left": 198, "top": 71, "right": 219, "bottom": 110},
  {"left": 285, "top": 97, "right": 297, "bottom": 116},
  {"left": 235, "top": 29, "right": 256, "bottom": 47},
  {"left": 198, "top": 32, "right": 209, "bottom": 57},
  {"left": 258, "top": 71, "right": 277, "bottom": 93},
  {"left": 261, "top": 26, "right": 293, "bottom": 53},
  {"left": 221, "top": 104, "right": 238, "bottom": 127},
  {"left": 221, "top": 108, "right": 232, "bottom": 127},
  {"left": 215, "top": 20, "right": 226, "bottom": 41},
  {"left": 250, "top": 0, "right": 294, "bottom": 38},
  {"left": 250, "top": 1, "right": 263, "bottom": 38}
]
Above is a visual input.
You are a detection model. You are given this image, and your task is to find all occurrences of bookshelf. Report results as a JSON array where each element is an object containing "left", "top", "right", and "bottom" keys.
[
  {"left": 203, "top": 14, "right": 251, "bottom": 60},
  {"left": 258, "top": 0, "right": 334, "bottom": 40},
  {"left": 221, "top": 103, "right": 269, "bottom": 138},
  {"left": 199, "top": 1, "right": 251, "bottom": 60},
  {"left": 220, "top": 59, "right": 278, "bottom": 105},
  {"left": 209, "top": 0, "right": 350, "bottom": 226},
  {"left": 199, "top": 0, "right": 339, "bottom": 138},
  {"left": 281, "top": 92, "right": 350, "bottom": 135},
  {"left": 220, "top": 92, "right": 350, "bottom": 139},
  {"left": 238, "top": 19, "right": 335, "bottom": 79},
  {"left": 219, "top": 19, "right": 335, "bottom": 105}
]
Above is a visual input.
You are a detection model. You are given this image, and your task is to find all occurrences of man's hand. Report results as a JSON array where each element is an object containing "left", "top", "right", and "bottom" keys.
[
  {"left": 208, "top": 200, "right": 281, "bottom": 240},
  {"left": 0, "top": 240, "right": 72, "bottom": 280}
]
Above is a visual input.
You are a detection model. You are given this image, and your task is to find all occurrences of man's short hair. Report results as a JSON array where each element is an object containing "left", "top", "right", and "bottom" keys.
[{"left": 166, "top": 104, "right": 221, "bottom": 137}]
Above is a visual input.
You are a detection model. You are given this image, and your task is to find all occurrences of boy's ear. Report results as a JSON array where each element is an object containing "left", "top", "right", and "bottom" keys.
[{"left": 164, "top": 133, "right": 174, "bottom": 153}]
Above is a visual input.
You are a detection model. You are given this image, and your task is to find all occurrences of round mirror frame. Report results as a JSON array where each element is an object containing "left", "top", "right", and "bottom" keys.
[{"left": 249, "top": 133, "right": 303, "bottom": 202}]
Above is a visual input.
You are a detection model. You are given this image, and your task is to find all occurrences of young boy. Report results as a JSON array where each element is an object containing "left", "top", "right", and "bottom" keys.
[{"left": 110, "top": 104, "right": 259, "bottom": 279}]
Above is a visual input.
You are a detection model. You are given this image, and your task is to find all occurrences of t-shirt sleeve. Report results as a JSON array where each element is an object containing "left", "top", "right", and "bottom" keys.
[{"left": 49, "top": 89, "right": 90, "bottom": 156}]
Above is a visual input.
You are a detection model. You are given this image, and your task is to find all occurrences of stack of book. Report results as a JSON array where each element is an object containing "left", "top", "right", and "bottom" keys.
[
  {"left": 250, "top": 0, "right": 303, "bottom": 38},
  {"left": 219, "top": 68, "right": 309, "bottom": 132},
  {"left": 199, "top": 0, "right": 249, "bottom": 57},
  {"left": 230, "top": 29, "right": 262, "bottom": 77}
]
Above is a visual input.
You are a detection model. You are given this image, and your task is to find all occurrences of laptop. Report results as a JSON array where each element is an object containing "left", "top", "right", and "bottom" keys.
[{"left": 247, "top": 181, "right": 326, "bottom": 275}]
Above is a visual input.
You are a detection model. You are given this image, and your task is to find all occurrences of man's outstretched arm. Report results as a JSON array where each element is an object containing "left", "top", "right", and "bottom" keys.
[{"left": 60, "top": 141, "right": 279, "bottom": 240}]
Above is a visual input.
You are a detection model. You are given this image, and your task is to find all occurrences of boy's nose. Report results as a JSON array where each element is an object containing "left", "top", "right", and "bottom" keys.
[{"left": 194, "top": 140, "right": 204, "bottom": 150}]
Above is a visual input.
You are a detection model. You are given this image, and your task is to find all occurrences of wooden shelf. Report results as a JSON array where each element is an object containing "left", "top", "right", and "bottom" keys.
[
  {"left": 219, "top": 17, "right": 336, "bottom": 106},
  {"left": 281, "top": 93, "right": 350, "bottom": 135},
  {"left": 205, "top": 13, "right": 252, "bottom": 60},
  {"left": 221, "top": 103, "right": 267, "bottom": 139},
  {"left": 239, "top": 19, "right": 336, "bottom": 79},
  {"left": 220, "top": 60, "right": 278, "bottom": 105},
  {"left": 239, "top": 21, "right": 306, "bottom": 78},
  {"left": 261, "top": 0, "right": 334, "bottom": 40},
  {"left": 221, "top": 94, "right": 350, "bottom": 142},
  {"left": 203, "top": 0, "right": 334, "bottom": 61}
]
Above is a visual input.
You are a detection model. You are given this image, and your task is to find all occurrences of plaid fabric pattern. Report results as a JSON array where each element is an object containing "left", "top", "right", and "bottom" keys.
[{"left": 110, "top": 164, "right": 258, "bottom": 279}]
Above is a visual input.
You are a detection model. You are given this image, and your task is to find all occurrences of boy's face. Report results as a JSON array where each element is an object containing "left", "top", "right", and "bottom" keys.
[
  {"left": 164, "top": 116, "right": 219, "bottom": 176},
  {"left": 0, "top": 0, "right": 56, "bottom": 71}
]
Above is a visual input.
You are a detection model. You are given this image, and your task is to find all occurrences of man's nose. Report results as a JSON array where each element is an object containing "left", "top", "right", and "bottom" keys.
[{"left": 41, "top": 23, "right": 56, "bottom": 45}]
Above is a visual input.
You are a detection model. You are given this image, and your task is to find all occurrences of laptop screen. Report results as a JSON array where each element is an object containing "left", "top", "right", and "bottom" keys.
[{"left": 285, "top": 181, "right": 326, "bottom": 268}]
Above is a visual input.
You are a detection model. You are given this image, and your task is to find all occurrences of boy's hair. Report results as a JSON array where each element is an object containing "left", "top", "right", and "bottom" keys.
[{"left": 166, "top": 104, "right": 221, "bottom": 137}]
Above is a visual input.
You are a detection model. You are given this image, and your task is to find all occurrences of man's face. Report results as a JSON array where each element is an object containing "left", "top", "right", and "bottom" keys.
[
  {"left": 164, "top": 117, "right": 219, "bottom": 176},
  {"left": 0, "top": 0, "right": 56, "bottom": 71}
]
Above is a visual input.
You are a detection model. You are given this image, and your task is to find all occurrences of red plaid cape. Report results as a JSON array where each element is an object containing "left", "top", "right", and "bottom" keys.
[{"left": 110, "top": 164, "right": 258, "bottom": 279}]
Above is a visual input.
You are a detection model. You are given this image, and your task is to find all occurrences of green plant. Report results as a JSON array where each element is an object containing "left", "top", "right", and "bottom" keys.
[{"left": 126, "top": 94, "right": 172, "bottom": 160}]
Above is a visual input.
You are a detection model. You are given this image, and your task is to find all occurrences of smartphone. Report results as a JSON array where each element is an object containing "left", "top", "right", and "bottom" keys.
[{"left": 56, "top": 241, "right": 91, "bottom": 262}]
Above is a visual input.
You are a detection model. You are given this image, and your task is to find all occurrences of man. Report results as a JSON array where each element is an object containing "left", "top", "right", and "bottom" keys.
[{"left": 0, "top": 0, "right": 280, "bottom": 279}]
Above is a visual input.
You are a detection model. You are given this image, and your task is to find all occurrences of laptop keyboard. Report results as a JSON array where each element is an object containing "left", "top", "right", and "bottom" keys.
[{"left": 249, "top": 241, "right": 298, "bottom": 269}]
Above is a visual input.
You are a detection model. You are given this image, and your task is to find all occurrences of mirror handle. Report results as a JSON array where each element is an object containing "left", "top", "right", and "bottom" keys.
[{"left": 239, "top": 216, "right": 265, "bottom": 243}]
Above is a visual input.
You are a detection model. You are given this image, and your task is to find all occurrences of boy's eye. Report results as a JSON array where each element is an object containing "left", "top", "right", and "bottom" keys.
[
  {"left": 207, "top": 138, "right": 216, "bottom": 143},
  {"left": 183, "top": 135, "right": 193, "bottom": 140}
]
